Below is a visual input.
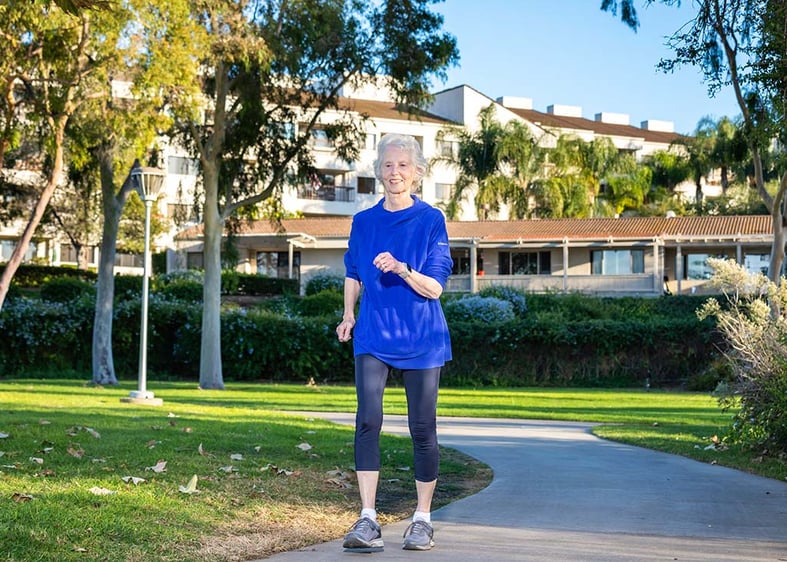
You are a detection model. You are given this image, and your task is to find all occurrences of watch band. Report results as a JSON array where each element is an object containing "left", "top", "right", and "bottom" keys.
[{"left": 399, "top": 263, "right": 412, "bottom": 279}]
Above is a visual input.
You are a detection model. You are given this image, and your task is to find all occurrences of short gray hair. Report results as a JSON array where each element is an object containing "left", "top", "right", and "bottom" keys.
[{"left": 373, "top": 134, "right": 428, "bottom": 186}]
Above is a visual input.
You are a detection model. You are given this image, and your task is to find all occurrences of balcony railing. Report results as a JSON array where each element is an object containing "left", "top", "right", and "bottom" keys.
[
  {"left": 298, "top": 185, "right": 355, "bottom": 202},
  {"left": 445, "top": 273, "right": 659, "bottom": 296}
]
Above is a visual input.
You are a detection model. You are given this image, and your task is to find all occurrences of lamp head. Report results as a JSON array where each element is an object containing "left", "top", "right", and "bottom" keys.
[{"left": 131, "top": 166, "right": 166, "bottom": 202}]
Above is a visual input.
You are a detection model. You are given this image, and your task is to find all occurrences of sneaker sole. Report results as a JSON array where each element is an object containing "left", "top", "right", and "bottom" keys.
[
  {"left": 343, "top": 538, "right": 384, "bottom": 553},
  {"left": 402, "top": 540, "right": 434, "bottom": 551}
]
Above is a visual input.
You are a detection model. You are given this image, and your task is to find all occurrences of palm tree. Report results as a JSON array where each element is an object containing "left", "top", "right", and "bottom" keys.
[{"left": 435, "top": 105, "right": 512, "bottom": 220}]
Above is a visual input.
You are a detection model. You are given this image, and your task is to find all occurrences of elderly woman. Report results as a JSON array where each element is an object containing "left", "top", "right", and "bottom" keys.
[{"left": 336, "top": 133, "right": 453, "bottom": 552}]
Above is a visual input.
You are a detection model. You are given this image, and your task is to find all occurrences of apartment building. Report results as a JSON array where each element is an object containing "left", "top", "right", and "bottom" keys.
[{"left": 2, "top": 80, "right": 731, "bottom": 291}]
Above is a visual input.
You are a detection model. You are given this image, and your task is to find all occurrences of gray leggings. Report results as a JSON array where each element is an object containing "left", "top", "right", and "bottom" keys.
[{"left": 353, "top": 354, "right": 441, "bottom": 482}]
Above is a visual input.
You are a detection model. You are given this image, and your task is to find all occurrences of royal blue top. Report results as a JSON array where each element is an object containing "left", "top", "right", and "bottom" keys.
[{"left": 344, "top": 195, "right": 453, "bottom": 369}]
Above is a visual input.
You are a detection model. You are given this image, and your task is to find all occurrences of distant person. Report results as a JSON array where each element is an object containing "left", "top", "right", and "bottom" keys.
[
  {"left": 663, "top": 275, "right": 672, "bottom": 296},
  {"left": 336, "top": 133, "right": 453, "bottom": 552}
]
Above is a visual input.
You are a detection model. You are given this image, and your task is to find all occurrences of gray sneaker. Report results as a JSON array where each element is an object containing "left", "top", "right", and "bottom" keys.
[
  {"left": 402, "top": 520, "right": 434, "bottom": 550},
  {"left": 342, "top": 517, "right": 384, "bottom": 552}
]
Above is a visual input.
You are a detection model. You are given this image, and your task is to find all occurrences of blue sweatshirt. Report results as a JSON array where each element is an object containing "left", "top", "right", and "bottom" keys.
[{"left": 344, "top": 196, "right": 453, "bottom": 369}]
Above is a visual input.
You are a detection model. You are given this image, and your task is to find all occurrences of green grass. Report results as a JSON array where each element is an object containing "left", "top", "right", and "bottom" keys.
[{"left": 0, "top": 380, "right": 785, "bottom": 562}]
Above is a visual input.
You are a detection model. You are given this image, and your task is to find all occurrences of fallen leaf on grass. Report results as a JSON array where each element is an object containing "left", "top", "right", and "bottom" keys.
[
  {"left": 12, "top": 493, "right": 33, "bottom": 502},
  {"left": 39, "top": 420, "right": 51, "bottom": 425},
  {"left": 296, "top": 442, "right": 312, "bottom": 451},
  {"left": 89, "top": 486, "right": 116, "bottom": 496},
  {"left": 261, "top": 463, "right": 301, "bottom": 477},
  {"left": 230, "top": 453, "right": 244, "bottom": 461},
  {"left": 29, "top": 457, "right": 43, "bottom": 465},
  {"left": 325, "top": 478, "right": 352, "bottom": 489},
  {"left": 218, "top": 466, "right": 236, "bottom": 473},
  {"left": 68, "top": 447, "right": 85, "bottom": 459},
  {"left": 145, "top": 440, "right": 159, "bottom": 449},
  {"left": 178, "top": 474, "right": 199, "bottom": 494},
  {"left": 121, "top": 476, "right": 146, "bottom": 485},
  {"left": 72, "top": 546, "right": 87, "bottom": 553},
  {"left": 85, "top": 428, "right": 100, "bottom": 439},
  {"left": 0, "top": 432, "right": 9, "bottom": 439},
  {"left": 145, "top": 460, "right": 167, "bottom": 473}
]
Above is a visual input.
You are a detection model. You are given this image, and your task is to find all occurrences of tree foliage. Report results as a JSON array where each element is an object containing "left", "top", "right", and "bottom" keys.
[{"left": 132, "top": 0, "right": 458, "bottom": 389}]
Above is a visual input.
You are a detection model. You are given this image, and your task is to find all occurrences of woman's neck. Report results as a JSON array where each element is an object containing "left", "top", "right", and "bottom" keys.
[{"left": 383, "top": 193, "right": 414, "bottom": 212}]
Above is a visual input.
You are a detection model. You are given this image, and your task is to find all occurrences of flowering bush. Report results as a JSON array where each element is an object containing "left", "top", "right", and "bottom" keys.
[
  {"left": 443, "top": 295, "right": 515, "bottom": 324},
  {"left": 697, "top": 258, "right": 787, "bottom": 457},
  {"left": 478, "top": 285, "right": 527, "bottom": 317}
]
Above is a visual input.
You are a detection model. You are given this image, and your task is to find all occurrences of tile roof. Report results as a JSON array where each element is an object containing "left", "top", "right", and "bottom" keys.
[
  {"left": 506, "top": 107, "right": 683, "bottom": 145},
  {"left": 177, "top": 215, "right": 774, "bottom": 243},
  {"left": 339, "top": 97, "right": 455, "bottom": 126}
]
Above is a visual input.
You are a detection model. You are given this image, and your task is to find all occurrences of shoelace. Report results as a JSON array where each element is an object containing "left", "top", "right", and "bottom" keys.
[
  {"left": 351, "top": 517, "right": 377, "bottom": 533},
  {"left": 403, "top": 519, "right": 432, "bottom": 539}
]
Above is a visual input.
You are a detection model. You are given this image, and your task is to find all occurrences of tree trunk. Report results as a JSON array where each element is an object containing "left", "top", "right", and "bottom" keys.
[
  {"left": 0, "top": 117, "right": 67, "bottom": 310},
  {"left": 91, "top": 149, "right": 130, "bottom": 385},
  {"left": 199, "top": 164, "right": 224, "bottom": 389}
]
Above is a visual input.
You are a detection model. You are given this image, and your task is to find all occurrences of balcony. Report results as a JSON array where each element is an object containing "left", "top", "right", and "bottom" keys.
[
  {"left": 445, "top": 273, "right": 659, "bottom": 296},
  {"left": 298, "top": 184, "right": 355, "bottom": 202}
]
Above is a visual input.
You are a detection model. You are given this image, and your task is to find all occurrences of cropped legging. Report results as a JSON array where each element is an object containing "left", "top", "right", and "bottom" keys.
[{"left": 353, "top": 354, "right": 441, "bottom": 482}]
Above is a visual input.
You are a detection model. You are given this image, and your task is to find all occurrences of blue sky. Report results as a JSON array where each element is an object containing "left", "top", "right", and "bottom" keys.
[{"left": 430, "top": 0, "right": 742, "bottom": 135}]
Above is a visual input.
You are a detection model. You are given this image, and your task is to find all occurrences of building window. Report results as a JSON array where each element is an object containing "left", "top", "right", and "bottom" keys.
[
  {"left": 499, "top": 251, "right": 551, "bottom": 275},
  {"left": 591, "top": 249, "right": 644, "bottom": 275},
  {"left": 683, "top": 253, "right": 727, "bottom": 280},
  {"left": 364, "top": 133, "right": 377, "bottom": 151},
  {"left": 437, "top": 139, "right": 458, "bottom": 158},
  {"left": 435, "top": 183, "right": 454, "bottom": 200},
  {"left": 256, "top": 250, "right": 301, "bottom": 280},
  {"left": 308, "top": 127, "right": 333, "bottom": 149},
  {"left": 450, "top": 248, "right": 484, "bottom": 275},
  {"left": 744, "top": 253, "right": 769, "bottom": 276},
  {"left": 167, "top": 155, "right": 199, "bottom": 176},
  {"left": 357, "top": 177, "right": 376, "bottom": 194},
  {"left": 187, "top": 252, "right": 204, "bottom": 270}
]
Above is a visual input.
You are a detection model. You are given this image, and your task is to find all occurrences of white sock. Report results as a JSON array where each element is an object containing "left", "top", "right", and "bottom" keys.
[
  {"left": 413, "top": 510, "right": 431, "bottom": 523},
  {"left": 361, "top": 508, "right": 377, "bottom": 522}
]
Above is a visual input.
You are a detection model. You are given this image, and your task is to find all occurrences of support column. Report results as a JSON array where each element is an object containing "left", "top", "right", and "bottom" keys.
[{"left": 470, "top": 241, "right": 479, "bottom": 294}]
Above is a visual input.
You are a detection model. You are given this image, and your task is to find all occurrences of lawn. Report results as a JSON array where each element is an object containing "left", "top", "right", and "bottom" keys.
[{"left": 0, "top": 379, "right": 784, "bottom": 562}]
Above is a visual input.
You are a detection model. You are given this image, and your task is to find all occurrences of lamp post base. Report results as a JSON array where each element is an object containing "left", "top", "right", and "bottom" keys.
[{"left": 120, "top": 390, "right": 163, "bottom": 406}]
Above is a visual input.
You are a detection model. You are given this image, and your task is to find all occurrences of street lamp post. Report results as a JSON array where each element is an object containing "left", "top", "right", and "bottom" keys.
[{"left": 121, "top": 165, "right": 166, "bottom": 406}]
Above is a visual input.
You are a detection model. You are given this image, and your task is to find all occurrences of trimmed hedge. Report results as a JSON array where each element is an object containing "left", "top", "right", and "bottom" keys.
[{"left": 0, "top": 291, "right": 720, "bottom": 387}]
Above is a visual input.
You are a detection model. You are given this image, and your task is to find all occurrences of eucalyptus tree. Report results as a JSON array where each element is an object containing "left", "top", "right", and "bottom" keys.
[
  {"left": 135, "top": 0, "right": 457, "bottom": 389},
  {"left": 0, "top": 2, "right": 102, "bottom": 309},
  {"left": 603, "top": 0, "right": 787, "bottom": 283}
]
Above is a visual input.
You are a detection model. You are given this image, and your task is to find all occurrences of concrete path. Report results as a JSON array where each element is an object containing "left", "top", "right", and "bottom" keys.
[{"left": 262, "top": 413, "right": 787, "bottom": 561}]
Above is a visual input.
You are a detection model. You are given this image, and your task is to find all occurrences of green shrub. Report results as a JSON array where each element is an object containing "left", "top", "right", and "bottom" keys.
[
  {"left": 295, "top": 291, "right": 344, "bottom": 317},
  {"left": 221, "top": 270, "right": 240, "bottom": 294},
  {"left": 114, "top": 275, "right": 143, "bottom": 300},
  {"left": 156, "top": 280, "right": 202, "bottom": 302},
  {"left": 0, "top": 264, "right": 96, "bottom": 288},
  {"left": 444, "top": 295, "right": 515, "bottom": 324},
  {"left": 39, "top": 277, "right": 95, "bottom": 303},
  {"left": 236, "top": 274, "right": 299, "bottom": 296},
  {"left": 305, "top": 273, "right": 344, "bottom": 296}
]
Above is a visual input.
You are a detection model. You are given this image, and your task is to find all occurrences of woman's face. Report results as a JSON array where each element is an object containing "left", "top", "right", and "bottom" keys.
[{"left": 380, "top": 145, "right": 417, "bottom": 196}]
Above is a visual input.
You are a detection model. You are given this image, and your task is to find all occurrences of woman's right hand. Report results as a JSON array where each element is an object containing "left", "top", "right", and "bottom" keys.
[{"left": 336, "top": 318, "right": 355, "bottom": 342}]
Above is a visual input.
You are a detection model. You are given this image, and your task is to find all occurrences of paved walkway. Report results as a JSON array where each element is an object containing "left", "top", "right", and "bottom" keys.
[{"left": 262, "top": 413, "right": 787, "bottom": 561}]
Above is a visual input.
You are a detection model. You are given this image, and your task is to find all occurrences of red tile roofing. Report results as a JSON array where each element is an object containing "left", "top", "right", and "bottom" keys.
[{"left": 177, "top": 215, "right": 773, "bottom": 242}]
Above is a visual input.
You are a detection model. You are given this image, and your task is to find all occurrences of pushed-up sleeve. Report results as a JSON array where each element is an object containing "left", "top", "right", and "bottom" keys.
[
  {"left": 421, "top": 211, "right": 453, "bottom": 287},
  {"left": 344, "top": 217, "right": 360, "bottom": 281}
]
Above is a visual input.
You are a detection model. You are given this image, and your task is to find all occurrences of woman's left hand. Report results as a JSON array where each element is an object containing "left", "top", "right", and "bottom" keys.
[{"left": 373, "top": 252, "right": 406, "bottom": 276}]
